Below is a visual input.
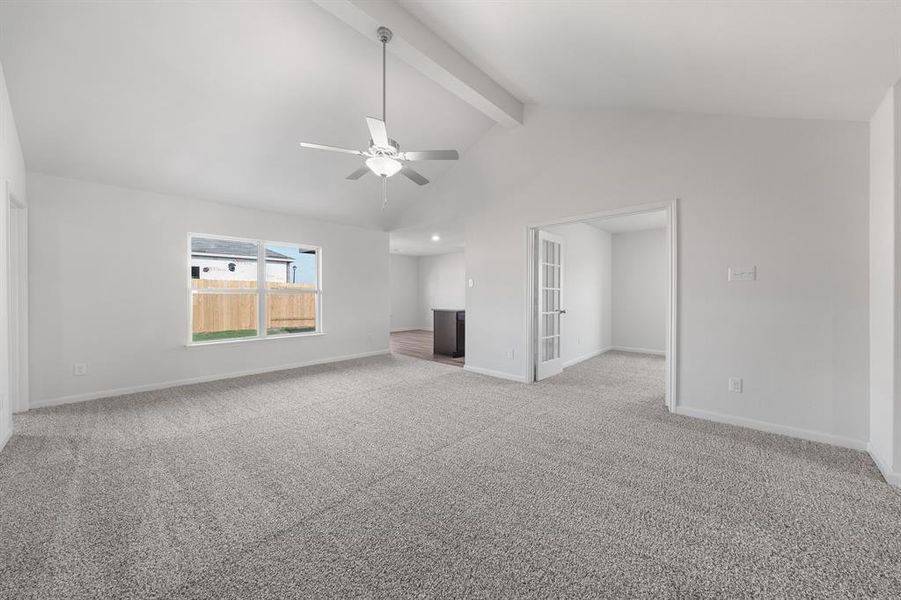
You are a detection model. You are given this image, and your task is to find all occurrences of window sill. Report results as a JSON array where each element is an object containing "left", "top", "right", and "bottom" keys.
[{"left": 186, "top": 332, "right": 325, "bottom": 348}]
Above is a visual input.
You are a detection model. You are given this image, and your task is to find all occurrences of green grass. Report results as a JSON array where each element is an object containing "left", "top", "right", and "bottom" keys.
[
  {"left": 267, "top": 327, "right": 316, "bottom": 335},
  {"left": 193, "top": 327, "right": 316, "bottom": 342},
  {"left": 192, "top": 329, "right": 257, "bottom": 342}
]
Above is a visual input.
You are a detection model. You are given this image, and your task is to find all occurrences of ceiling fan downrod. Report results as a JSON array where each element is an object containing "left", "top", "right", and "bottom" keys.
[
  {"left": 377, "top": 26, "right": 392, "bottom": 125},
  {"left": 377, "top": 26, "right": 392, "bottom": 210}
]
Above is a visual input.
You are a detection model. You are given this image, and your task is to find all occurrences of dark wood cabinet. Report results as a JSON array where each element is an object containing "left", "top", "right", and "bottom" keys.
[{"left": 433, "top": 309, "right": 465, "bottom": 358}]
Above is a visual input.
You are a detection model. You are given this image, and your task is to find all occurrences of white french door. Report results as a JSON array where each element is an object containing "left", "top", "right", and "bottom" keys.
[{"left": 536, "top": 230, "right": 564, "bottom": 380}]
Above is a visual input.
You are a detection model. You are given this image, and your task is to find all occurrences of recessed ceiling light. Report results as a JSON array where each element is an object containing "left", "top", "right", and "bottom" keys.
[{"left": 431, "top": 234, "right": 440, "bottom": 242}]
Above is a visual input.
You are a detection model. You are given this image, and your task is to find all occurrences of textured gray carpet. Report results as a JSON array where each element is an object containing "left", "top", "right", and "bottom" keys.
[{"left": 1, "top": 351, "right": 900, "bottom": 599}]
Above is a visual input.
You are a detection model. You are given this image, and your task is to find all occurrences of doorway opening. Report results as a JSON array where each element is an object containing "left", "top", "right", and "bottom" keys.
[
  {"left": 388, "top": 225, "right": 466, "bottom": 368},
  {"left": 527, "top": 201, "right": 677, "bottom": 411}
]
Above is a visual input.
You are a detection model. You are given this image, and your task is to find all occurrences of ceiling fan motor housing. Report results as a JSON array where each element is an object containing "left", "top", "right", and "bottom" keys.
[{"left": 370, "top": 139, "right": 400, "bottom": 156}]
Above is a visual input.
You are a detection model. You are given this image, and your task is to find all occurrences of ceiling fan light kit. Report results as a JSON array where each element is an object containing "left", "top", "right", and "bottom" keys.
[
  {"left": 299, "top": 26, "right": 459, "bottom": 207},
  {"left": 366, "top": 155, "right": 402, "bottom": 177}
]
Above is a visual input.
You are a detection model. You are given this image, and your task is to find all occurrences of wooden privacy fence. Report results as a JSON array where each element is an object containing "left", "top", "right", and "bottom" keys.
[{"left": 192, "top": 280, "right": 317, "bottom": 333}]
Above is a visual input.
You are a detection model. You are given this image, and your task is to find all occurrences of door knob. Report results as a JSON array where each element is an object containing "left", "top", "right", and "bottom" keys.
[{"left": 557, "top": 309, "right": 567, "bottom": 314}]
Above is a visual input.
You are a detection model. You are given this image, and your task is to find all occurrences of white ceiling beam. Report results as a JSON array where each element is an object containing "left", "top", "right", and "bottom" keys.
[{"left": 313, "top": 0, "right": 523, "bottom": 127}]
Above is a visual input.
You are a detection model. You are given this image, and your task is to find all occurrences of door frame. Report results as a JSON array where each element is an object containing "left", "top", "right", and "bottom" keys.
[
  {"left": 7, "top": 182, "right": 28, "bottom": 413},
  {"left": 525, "top": 199, "right": 678, "bottom": 412}
]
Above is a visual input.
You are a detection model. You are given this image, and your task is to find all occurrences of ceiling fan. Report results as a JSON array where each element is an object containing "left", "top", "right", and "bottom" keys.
[{"left": 299, "top": 26, "right": 459, "bottom": 207}]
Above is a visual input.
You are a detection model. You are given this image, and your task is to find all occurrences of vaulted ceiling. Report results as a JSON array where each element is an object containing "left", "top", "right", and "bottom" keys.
[
  {"left": 2, "top": 0, "right": 901, "bottom": 247},
  {"left": 400, "top": 0, "right": 901, "bottom": 121},
  {"left": 0, "top": 0, "right": 494, "bottom": 229}
]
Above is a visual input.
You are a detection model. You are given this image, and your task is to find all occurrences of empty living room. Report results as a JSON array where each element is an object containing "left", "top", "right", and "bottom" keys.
[{"left": 2, "top": 1, "right": 901, "bottom": 598}]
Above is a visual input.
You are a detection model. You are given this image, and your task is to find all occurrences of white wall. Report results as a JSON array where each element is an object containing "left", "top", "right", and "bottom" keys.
[
  {"left": 612, "top": 228, "right": 667, "bottom": 353},
  {"left": 389, "top": 254, "right": 420, "bottom": 331},
  {"left": 27, "top": 173, "right": 390, "bottom": 407},
  {"left": 388, "top": 251, "right": 466, "bottom": 332},
  {"left": 543, "top": 222, "right": 611, "bottom": 366},
  {"left": 869, "top": 83, "right": 901, "bottom": 482},
  {"left": 418, "top": 251, "right": 465, "bottom": 330},
  {"left": 399, "top": 106, "right": 868, "bottom": 448},
  {"left": 0, "top": 59, "right": 27, "bottom": 450}
]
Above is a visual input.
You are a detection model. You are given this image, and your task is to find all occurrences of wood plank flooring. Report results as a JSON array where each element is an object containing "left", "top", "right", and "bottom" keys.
[{"left": 390, "top": 329, "right": 464, "bottom": 367}]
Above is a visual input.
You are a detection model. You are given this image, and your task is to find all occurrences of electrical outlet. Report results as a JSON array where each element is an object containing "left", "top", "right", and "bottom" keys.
[
  {"left": 73, "top": 363, "right": 88, "bottom": 376},
  {"left": 506, "top": 348, "right": 515, "bottom": 360},
  {"left": 728, "top": 377, "right": 743, "bottom": 393}
]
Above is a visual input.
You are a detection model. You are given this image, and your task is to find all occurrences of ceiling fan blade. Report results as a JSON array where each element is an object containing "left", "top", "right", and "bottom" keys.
[
  {"left": 400, "top": 166, "right": 429, "bottom": 186},
  {"left": 366, "top": 117, "right": 390, "bottom": 148},
  {"left": 346, "top": 166, "right": 369, "bottom": 180},
  {"left": 400, "top": 150, "right": 459, "bottom": 161},
  {"left": 300, "top": 142, "right": 364, "bottom": 155}
]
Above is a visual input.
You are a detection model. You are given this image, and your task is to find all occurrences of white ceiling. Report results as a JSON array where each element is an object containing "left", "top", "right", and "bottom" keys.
[
  {"left": 390, "top": 217, "right": 464, "bottom": 255},
  {"left": 0, "top": 1, "right": 493, "bottom": 229},
  {"left": 2, "top": 0, "right": 900, "bottom": 241},
  {"left": 586, "top": 211, "right": 667, "bottom": 234},
  {"left": 400, "top": 0, "right": 901, "bottom": 121}
]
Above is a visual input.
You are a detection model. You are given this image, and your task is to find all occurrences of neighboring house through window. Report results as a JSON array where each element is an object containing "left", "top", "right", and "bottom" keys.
[{"left": 189, "top": 235, "right": 321, "bottom": 343}]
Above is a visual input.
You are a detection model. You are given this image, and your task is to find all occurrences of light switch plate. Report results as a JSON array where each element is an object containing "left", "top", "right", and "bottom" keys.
[{"left": 728, "top": 266, "right": 757, "bottom": 282}]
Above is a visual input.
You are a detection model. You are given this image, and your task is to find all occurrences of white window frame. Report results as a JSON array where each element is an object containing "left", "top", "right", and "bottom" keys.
[{"left": 187, "top": 233, "right": 323, "bottom": 346}]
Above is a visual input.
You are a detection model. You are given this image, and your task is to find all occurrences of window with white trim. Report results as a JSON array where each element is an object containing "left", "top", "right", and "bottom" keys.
[{"left": 189, "top": 235, "right": 321, "bottom": 343}]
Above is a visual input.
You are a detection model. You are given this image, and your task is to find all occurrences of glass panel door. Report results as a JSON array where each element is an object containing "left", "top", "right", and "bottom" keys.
[{"left": 537, "top": 231, "right": 564, "bottom": 380}]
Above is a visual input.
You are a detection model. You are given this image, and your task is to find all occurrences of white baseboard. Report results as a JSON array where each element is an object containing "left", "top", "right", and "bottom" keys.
[
  {"left": 390, "top": 327, "right": 426, "bottom": 333},
  {"left": 674, "top": 405, "right": 867, "bottom": 451},
  {"left": 867, "top": 445, "right": 901, "bottom": 487},
  {"left": 0, "top": 426, "right": 11, "bottom": 452},
  {"left": 463, "top": 364, "right": 528, "bottom": 383},
  {"left": 611, "top": 346, "right": 666, "bottom": 356},
  {"left": 29, "top": 349, "right": 391, "bottom": 410},
  {"left": 563, "top": 347, "right": 612, "bottom": 368}
]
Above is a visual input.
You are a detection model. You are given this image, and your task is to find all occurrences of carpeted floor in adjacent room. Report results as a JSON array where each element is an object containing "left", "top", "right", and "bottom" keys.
[{"left": 1, "top": 351, "right": 900, "bottom": 599}]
